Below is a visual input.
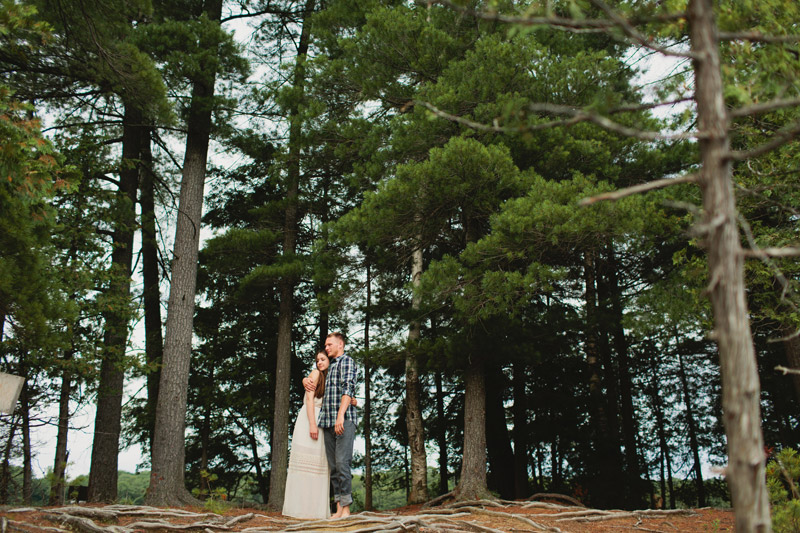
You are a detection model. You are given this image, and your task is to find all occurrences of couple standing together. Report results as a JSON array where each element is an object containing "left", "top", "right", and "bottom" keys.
[{"left": 282, "top": 332, "right": 357, "bottom": 520}]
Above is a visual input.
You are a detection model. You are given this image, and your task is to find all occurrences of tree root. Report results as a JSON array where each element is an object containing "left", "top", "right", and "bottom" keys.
[{"left": 526, "top": 493, "right": 585, "bottom": 508}]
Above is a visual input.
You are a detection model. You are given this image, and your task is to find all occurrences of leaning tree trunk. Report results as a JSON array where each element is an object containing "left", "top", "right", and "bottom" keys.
[
  {"left": 486, "top": 365, "right": 515, "bottom": 500},
  {"left": 688, "top": 0, "right": 771, "bottom": 530},
  {"left": 266, "top": 0, "right": 316, "bottom": 511},
  {"left": 88, "top": 103, "right": 143, "bottom": 503},
  {"left": 147, "top": 0, "right": 222, "bottom": 506},
  {"left": 406, "top": 244, "right": 428, "bottom": 504}
]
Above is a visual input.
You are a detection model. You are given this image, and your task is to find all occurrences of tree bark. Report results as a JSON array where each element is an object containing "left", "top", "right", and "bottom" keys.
[
  {"left": 486, "top": 365, "right": 515, "bottom": 499},
  {"left": 140, "top": 125, "right": 163, "bottom": 455},
  {"left": 147, "top": 0, "right": 222, "bottom": 506},
  {"left": 454, "top": 353, "right": 490, "bottom": 500},
  {"left": 49, "top": 350, "right": 73, "bottom": 505},
  {"left": 512, "top": 362, "right": 529, "bottom": 498},
  {"left": 266, "top": 0, "right": 316, "bottom": 511},
  {"left": 688, "top": 1, "right": 772, "bottom": 530},
  {"left": 89, "top": 103, "right": 143, "bottom": 503},
  {"left": 648, "top": 349, "right": 675, "bottom": 509},
  {"left": 406, "top": 245, "right": 428, "bottom": 504}
]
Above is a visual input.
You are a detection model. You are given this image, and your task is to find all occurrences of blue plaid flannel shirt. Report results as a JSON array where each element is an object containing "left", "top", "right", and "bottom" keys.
[{"left": 318, "top": 353, "right": 357, "bottom": 428}]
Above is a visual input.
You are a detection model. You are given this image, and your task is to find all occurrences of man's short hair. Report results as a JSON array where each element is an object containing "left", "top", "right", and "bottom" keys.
[{"left": 327, "top": 331, "right": 346, "bottom": 345}]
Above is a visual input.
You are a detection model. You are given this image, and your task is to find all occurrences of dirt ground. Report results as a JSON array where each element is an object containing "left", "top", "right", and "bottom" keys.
[{"left": 0, "top": 500, "right": 735, "bottom": 533}]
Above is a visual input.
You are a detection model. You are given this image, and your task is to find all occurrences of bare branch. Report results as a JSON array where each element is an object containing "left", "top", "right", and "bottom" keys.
[
  {"left": 416, "top": 100, "right": 700, "bottom": 141},
  {"left": 579, "top": 173, "right": 698, "bottom": 205},
  {"left": 775, "top": 365, "right": 800, "bottom": 375},
  {"left": 741, "top": 247, "right": 800, "bottom": 258},
  {"left": 419, "top": 0, "right": 616, "bottom": 32},
  {"left": 719, "top": 32, "right": 800, "bottom": 43},
  {"left": 729, "top": 119, "right": 800, "bottom": 161},
  {"left": 730, "top": 97, "right": 800, "bottom": 118}
]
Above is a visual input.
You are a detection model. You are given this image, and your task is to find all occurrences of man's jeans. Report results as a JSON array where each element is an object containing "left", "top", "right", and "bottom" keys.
[{"left": 323, "top": 420, "right": 356, "bottom": 507}]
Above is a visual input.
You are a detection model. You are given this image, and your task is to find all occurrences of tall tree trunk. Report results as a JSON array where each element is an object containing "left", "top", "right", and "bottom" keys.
[
  {"left": 20, "top": 384, "right": 31, "bottom": 505},
  {"left": 89, "top": 103, "right": 143, "bottom": 503},
  {"left": 584, "top": 248, "right": 623, "bottom": 508},
  {"left": 147, "top": 0, "right": 222, "bottom": 506},
  {"left": 454, "top": 352, "right": 490, "bottom": 500},
  {"left": 406, "top": 245, "right": 428, "bottom": 504},
  {"left": 140, "top": 125, "right": 163, "bottom": 455},
  {"left": 688, "top": 1, "right": 771, "bottom": 530},
  {"left": 512, "top": 362, "right": 529, "bottom": 498},
  {"left": 603, "top": 244, "right": 641, "bottom": 505},
  {"left": 49, "top": 350, "right": 73, "bottom": 505},
  {"left": 486, "top": 365, "right": 515, "bottom": 499},
  {"left": 363, "top": 262, "right": 373, "bottom": 511},
  {"left": 267, "top": 0, "right": 316, "bottom": 510},
  {"left": 675, "top": 346, "right": 706, "bottom": 506},
  {"left": 434, "top": 371, "right": 448, "bottom": 495}
]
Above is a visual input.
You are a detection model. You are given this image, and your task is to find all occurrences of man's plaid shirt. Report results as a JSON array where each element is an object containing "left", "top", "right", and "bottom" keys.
[{"left": 318, "top": 353, "right": 357, "bottom": 428}]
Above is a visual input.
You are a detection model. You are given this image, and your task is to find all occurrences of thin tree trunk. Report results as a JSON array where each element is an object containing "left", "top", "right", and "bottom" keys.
[
  {"left": 49, "top": 350, "right": 73, "bottom": 505},
  {"left": 406, "top": 245, "right": 428, "bottom": 504},
  {"left": 266, "top": 0, "right": 316, "bottom": 511},
  {"left": 147, "top": 0, "right": 222, "bottom": 506},
  {"left": 512, "top": 362, "right": 528, "bottom": 498},
  {"left": 21, "top": 384, "right": 31, "bottom": 505},
  {"left": 688, "top": 1, "right": 771, "bottom": 530},
  {"left": 434, "top": 371, "right": 448, "bottom": 495},
  {"left": 140, "top": 125, "right": 163, "bottom": 455},
  {"left": 363, "top": 262, "right": 373, "bottom": 511},
  {"left": 0, "top": 415, "right": 16, "bottom": 504},
  {"left": 234, "top": 418, "right": 268, "bottom": 504},
  {"left": 648, "top": 349, "right": 675, "bottom": 509},
  {"left": 676, "top": 345, "right": 706, "bottom": 506},
  {"left": 89, "top": 103, "right": 143, "bottom": 503}
]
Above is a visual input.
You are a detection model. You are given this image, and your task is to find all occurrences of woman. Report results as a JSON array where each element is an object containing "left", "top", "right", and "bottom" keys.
[{"left": 282, "top": 350, "right": 331, "bottom": 519}]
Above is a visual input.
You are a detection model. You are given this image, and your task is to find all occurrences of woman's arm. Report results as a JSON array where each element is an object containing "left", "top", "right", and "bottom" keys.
[{"left": 305, "top": 369, "right": 320, "bottom": 440}]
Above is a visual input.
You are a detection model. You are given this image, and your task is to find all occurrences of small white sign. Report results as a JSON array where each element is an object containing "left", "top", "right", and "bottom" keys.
[{"left": 0, "top": 373, "right": 25, "bottom": 414}]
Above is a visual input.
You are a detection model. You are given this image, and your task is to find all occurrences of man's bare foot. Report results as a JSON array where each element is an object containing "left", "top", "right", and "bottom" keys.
[
  {"left": 331, "top": 511, "right": 342, "bottom": 519},
  {"left": 340, "top": 506, "right": 350, "bottom": 519}
]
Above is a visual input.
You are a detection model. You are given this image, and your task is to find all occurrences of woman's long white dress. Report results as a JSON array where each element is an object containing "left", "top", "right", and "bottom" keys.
[{"left": 282, "top": 395, "right": 330, "bottom": 519}]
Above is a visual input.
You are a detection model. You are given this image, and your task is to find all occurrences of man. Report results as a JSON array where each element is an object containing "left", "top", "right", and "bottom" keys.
[{"left": 305, "top": 332, "right": 357, "bottom": 518}]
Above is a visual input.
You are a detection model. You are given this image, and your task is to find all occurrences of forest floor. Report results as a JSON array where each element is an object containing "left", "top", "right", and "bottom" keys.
[{"left": 0, "top": 498, "right": 734, "bottom": 533}]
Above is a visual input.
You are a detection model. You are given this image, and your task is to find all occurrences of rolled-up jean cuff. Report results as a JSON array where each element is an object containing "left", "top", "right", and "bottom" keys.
[{"left": 340, "top": 494, "right": 353, "bottom": 507}]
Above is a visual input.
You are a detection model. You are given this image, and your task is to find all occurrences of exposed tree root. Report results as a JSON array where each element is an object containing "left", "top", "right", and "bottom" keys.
[
  {"left": 526, "top": 493, "right": 585, "bottom": 508},
  {"left": 0, "top": 499, "right": 727, "bottom": 533}
]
